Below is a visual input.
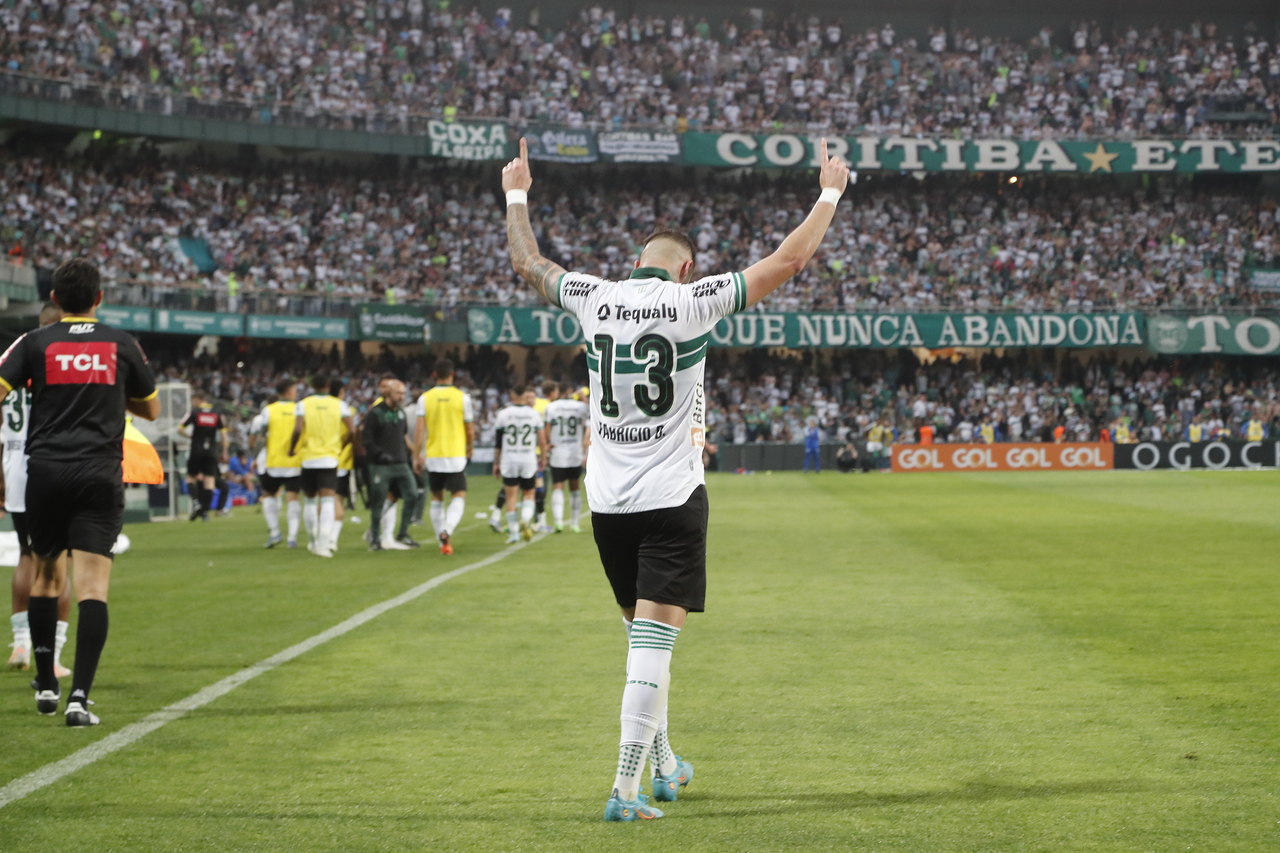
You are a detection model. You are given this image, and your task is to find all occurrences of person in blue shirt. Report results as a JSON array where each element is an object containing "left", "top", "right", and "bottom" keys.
[
  {"left": 227, "top": 449, "right": 259, "bottom": 504},
  {"left": 803, "top": 418, "right": 821, "bottom": 473}
]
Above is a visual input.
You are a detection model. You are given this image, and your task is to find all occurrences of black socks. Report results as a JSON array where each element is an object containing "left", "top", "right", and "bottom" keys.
[
  {"left": 28, "top": 595, "right": 59, "bottom": 691},
  {"left": 69, "top": 600, "right": 108, "bottom": 706}
]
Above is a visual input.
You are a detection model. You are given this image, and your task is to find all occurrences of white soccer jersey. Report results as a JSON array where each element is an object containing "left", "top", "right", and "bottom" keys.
[
  {"left": 1, "top": 386, "right": 29, "bottom": 513},
  {"left": 494, "top": 404, "right": 544, "bottom": 478},
  {"left": 554, "top": 267, "right": 747, "bottom": 512},
  {"left": 544, "top": 398, "right": 590, "bottom": 468}
]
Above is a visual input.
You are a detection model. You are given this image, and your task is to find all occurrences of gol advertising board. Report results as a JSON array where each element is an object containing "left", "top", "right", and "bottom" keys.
[
  {"left": 892, "top": 442, "right": 1113, "bottom": 473},
  {"left": 1113, "top": 440, "right": 1280, "bottom": 470},
  {"left": 154, "top": 309, "right": 243, "bottom": 336}
]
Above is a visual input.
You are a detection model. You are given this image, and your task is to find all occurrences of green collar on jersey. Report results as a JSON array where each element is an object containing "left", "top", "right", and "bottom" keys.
[{"left": 628, "top": 266, "right": 673, "bottom": 281}]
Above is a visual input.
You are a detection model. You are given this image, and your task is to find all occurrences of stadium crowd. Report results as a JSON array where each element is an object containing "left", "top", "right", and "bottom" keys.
[
  {"left": 4, "top": 147, "right": 1279, "bottom": 313},
  {"left": 1, "top": 2, "right": 1278, "bottom": 138},
  {"left": 150, "top": 342, "right": 1280, "bottom": 481}
]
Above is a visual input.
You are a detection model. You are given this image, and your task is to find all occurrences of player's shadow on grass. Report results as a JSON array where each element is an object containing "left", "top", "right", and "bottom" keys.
[{"left": 683, "top": 779, "right": 1150, "bottom": 818}]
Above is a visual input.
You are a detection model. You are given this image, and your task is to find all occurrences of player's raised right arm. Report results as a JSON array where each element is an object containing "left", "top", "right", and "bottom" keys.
[
  {"left": 741, "top": 138, "right": 851, "bottom": 309},
  {"left": 503, "top": 137, "right": 568, "bottom": 306}
]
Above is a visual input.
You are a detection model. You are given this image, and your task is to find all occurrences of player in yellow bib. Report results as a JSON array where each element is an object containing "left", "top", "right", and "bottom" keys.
[
  {"left": 413, "top": 360, "right": 474, "bottom": 555},
  {"left": 249, "top": 378, "right": 302, "bottom": 548},
  {"left": 332, "top": 378, "right": 354, "bottom": 551},
  {"left": 289, "top": 374, "right": 354, "bottom": 558}
]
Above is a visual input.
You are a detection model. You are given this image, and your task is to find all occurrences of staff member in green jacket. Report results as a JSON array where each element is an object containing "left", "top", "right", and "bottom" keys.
[{"left": 359, "top": 379, "right": 420, "bottom": 551}]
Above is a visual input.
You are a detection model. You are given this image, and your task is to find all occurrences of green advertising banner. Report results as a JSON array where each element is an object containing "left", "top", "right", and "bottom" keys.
[
  {"left": 524, "top": 125, "right": 598, "bottom": 163},
  {"left": 355, "top": 303, "right": 427, "bottom": 342},
  {"left": 245, "top": 315, "right": 350, "bottom": 340},
  {"left": 1147, "top": 314, "right": 1280, "bottom": 355},
  {"left": 598, "top": 130, "right": 681, "bottom": 164},
  {"left": 467, "top": 307, "right": 1144, "bottom": 349},
  {"left": 681, "top": 134, "right": 1280, "bottom": 174},
  {"left": 426, "top": 119, "right": 512, "bottom": 161},
  {"left": 154, "top": 309, "right": 243, "bottom": 335},
  {"left": 97, "top": 305, "right": 153, "bottom": 332}
]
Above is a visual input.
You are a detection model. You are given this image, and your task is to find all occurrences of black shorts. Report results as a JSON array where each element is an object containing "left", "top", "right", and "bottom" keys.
[
  {"left": 592, "top": 484, "right": 708, "bottom": 613},
  {"left": 25, "top": 457, "right": 124, "bottom": 559},
  {"left": 550, "top": 466, "right": 582, "bottom": 484},
  {"left": 502, "top": 476, "right": 536, "bottom": 491},
  {"left": 260, "top": 473, "right": 301, "bottom": 496},
  {"left": 428, "top": 471, "right": 467, "bottom": 494},
  {"left": 336, "top": 471, "right": 351, "bottom": 498},
  {"left": 299, "top": 467, "right": 338, "bottom": 496},
  {"left": 11, "top": 510, "right": 31, "bottom": 555},
  {"left": 188, "top": 452, "right": 219, "bottom": 478}
]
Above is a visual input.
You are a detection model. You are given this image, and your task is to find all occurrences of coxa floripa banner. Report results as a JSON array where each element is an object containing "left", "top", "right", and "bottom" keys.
[
  {"left": 681, "top": 134, "right": 1280, "bottom": 173},
  {"left": 892, "top": 442, "right": 1114, "bottom": 473},
  {"left": 466, "top": 307, "right": 1144, "bottom": 349}
]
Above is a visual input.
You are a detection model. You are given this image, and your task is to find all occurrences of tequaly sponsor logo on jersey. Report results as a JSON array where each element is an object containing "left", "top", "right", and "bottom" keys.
[
  {"left": 597, "top": 303, "right": 678, "bottom": 324},
  {"left": 45, "top": 342, "right": 117, "bottom": 385}
]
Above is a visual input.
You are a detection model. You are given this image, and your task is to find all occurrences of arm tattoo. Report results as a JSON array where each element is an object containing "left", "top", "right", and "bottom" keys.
[{"left": 506, "top": 203, "right": 566, "bottom": 306}]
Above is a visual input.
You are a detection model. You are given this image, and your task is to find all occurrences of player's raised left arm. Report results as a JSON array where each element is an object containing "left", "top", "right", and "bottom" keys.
[
  {"left": 742, "top": 138, "right": 850, "bottom": 309},
  {"left": 503, "top": 137, "right": 568, "bottom": 306}
]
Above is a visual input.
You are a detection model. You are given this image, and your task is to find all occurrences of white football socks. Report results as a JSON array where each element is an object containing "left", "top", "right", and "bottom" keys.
[
  {"left": 505, "top": 510, "right": 518, "bottom": 535},
  {"left": 54, "top": 619, "right": 68, "bottom": 669},
  {"left": 262, "top": 495, "right": 281, "bottom": 538},
  {"left": 521, "top": 498, "right": 535, "bottom": 525},
  {"left": 303, "top": 498, "right": 319, "bottom": 541},
  {"left": 570, "top": 491, "right": 582, "bottom": 526},
  {"left": 11, "top": 611, "right": 29, "bottom": 648},
  {"left": 613, "top": 619, "right": 679, "bottom": 800},
  {"left": 332, "top": 519, "right": 344, "bottom": 547},
  {"left": 619, "top": 617, "right": 676, "bottom": 778},
  {"left": 551, "top": 489, "right": 565, "bottom": 526},
  {"left": 286, "top": 500, "right": 301, "bottom": 542},
  {"left": 429, "top": 500, "right": 444, "bottom": 538},
  {"left": 445, "top": 495, "right": 465, "bottom": 534},
  {"left": 318, "top": 496, "right": 335, "bottom": 550},
  {"left": 381, "top": 501, "right": 398, "bottom": 544}
]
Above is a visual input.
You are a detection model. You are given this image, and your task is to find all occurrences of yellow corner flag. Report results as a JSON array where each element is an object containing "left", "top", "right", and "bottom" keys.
[{"left": 123, "top": 417, "right": 164, "bottom": 485}]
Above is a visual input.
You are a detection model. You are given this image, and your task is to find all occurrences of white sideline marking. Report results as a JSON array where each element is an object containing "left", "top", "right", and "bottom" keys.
[{"left": 0, "top": 532, "right": 548, "bottom": 809}]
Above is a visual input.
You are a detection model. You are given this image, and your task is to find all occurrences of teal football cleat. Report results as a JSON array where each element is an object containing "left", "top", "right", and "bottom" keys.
[
  {"left": 604, "top": 789, "right": 664, "bottom": 822},
  {"left": 651, "top": 756, "right": 694, "bottom": 802}
]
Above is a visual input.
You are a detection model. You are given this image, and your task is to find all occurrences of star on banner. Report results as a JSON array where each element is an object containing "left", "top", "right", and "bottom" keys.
[{"left": 1083, "top": 143, "right": 1119, "bottom": 173}]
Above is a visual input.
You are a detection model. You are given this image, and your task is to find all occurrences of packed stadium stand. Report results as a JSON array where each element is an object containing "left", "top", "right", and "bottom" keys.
[
  {"left": 2, "top": 2, "right": 1279, "bottom": 137},
  {"left": 2, "top": 144, "right": 1278, "bottom": 313}
]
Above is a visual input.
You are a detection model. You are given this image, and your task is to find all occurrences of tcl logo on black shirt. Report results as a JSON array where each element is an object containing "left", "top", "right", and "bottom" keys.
[
  {"left": 0, "top": 319, "right": 156, "bottom": 462},
  {"left": 46, "top": 342, "right": 118, "bottom": 385}
]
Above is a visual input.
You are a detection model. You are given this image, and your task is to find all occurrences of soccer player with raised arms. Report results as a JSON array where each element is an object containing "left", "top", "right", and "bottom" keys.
[{"left": 502, "top": 137, "right": 851, "bottom": 820}]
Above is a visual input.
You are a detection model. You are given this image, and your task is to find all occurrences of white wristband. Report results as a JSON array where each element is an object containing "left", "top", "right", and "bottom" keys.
[
  {"left": 818, "top": 187, "right": 843, "bottom": 206},
  {"left": 505, "top": 189, "right": 528, "bottom": 207}
]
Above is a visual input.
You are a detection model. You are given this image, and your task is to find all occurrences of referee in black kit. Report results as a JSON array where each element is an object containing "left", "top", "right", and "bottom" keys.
[{"left": 0, "top": 258, "right": 158, "bottom": 726}]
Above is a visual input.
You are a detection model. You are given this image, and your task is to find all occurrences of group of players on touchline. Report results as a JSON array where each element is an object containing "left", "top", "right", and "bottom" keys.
[
  {"left": 10, "top": 136, "right": 852, "bottom": 821},
  {"left": 178, "top": 366, "right": 592, "bottom": 557}
]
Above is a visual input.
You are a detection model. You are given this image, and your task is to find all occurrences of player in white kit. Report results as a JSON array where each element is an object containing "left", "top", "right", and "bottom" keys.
[
  {"left": 502, "top": 137, "right": 851, "bottom": 820},
  {"left": 5, "top": 302, "right": 71, "bottom": 675},
  {"left": 543, "top": 382, "right": 589, "bottom": 533},
  {"left": 491, "top": 385, "right": 547, "bottom": 544}
]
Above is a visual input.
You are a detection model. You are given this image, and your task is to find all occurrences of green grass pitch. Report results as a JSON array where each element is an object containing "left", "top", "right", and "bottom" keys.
[{"left": 2, "top": 471, "right": 1278, "bottom": 851}]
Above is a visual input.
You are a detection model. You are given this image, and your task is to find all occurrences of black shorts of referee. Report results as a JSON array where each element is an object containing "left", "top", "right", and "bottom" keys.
[
  {"left": 187, "top": 452, "right": 220, "bottom": 478},
  {"left": 592, "top": 484, "right": 708, "bottom": 613},
  {"left": 25, "top": 457, "right": 124, "bottom": 559}
]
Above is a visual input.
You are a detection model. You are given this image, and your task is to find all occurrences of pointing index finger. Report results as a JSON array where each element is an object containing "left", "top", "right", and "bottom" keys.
[
  {"left": 520, "top": 137, "right": 528, "bottom": 165},
  {"left": 820, "top": 137, "right": 828, "bottom": 164}
]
